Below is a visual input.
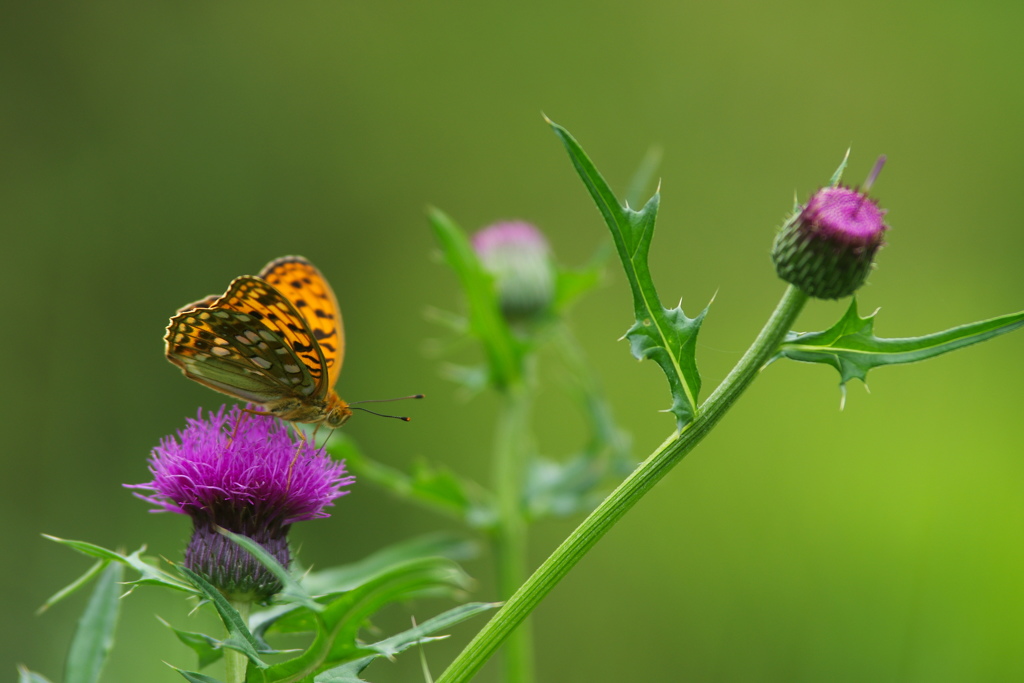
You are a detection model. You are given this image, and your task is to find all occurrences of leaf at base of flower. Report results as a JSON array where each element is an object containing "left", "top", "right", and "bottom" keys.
[
  {"left": 217, "top": 529, "right": 322, "bottom": 614},
  {"left": 158, "top": 618, "right": 224, "bottom": 670},
  {"left": 178, "top": 568, "right": 268, "bottom": 670}
]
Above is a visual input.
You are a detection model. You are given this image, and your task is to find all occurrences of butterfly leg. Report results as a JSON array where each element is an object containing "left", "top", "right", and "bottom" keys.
[
  {"left": 243, "top": 406, "right": 276, "bottom": 418},
  {"left": 227, "top": 408, "right": 254, "bottom": 449}
]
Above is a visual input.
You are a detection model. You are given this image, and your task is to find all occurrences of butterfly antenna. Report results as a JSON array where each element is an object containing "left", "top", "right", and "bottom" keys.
[
  {"left": 351, "top": 406, "right": 413, "bottom": 421},
  {"left": 350, "top": 394, "right": 425, "bottom": 404},
  {"left": 348, "top": 395, "right": 419, "bottom": 421}
]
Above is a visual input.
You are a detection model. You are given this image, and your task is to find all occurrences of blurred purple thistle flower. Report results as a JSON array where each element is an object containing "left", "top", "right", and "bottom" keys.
[
  {"left": 472, "top": 221, "right": 555, "bottom": 323},
  {"left": 126, "top": 404, "right": 354, "bottom": 600}
]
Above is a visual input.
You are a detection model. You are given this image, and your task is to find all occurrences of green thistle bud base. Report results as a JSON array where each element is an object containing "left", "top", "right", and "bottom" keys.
[{"left": 771, "top": 215, "right": 878, "bottom": 300}]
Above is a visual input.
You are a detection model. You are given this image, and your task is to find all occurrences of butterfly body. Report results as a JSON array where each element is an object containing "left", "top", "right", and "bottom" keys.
[{"left": 165, "top": 256, "right": 352, "bottom": 428}]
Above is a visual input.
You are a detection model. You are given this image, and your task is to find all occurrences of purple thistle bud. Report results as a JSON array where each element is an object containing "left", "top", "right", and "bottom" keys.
[
  {"left": 472, "top": 221, "right": 555, "bottom": 323},
  {"left": 126, "top": 405, "right": 354, "bottom": 601},
  {"left": 772, "top": 156, "right": 890, "bottom": 299}
]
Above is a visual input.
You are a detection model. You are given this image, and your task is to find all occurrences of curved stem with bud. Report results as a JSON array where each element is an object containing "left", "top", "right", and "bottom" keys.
[{"left": 437, "top": 285, "right": 809, "bottom": 683}]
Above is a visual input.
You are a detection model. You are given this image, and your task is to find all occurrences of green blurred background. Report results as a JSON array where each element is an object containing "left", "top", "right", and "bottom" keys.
[{"left": 3, "top": 2, "right": 1023, "bottom": 681}]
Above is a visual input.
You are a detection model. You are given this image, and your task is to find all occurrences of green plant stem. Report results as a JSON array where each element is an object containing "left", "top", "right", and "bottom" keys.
[
  {"left": 225, "top": 598, "right": 251, "bottom": 683},
  {"left": 437, "top": 285, "right": 809, "bottom": 683},
  {"left": 492, "top": 382, "right": 534, "bottom": 683}
]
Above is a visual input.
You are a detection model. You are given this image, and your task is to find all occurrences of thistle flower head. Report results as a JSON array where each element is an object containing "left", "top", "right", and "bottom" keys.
[
  {"left": 126, "top": 405, "right": 354, "bottom": 600},
  {"left": 772, "top": 156, "right": 889, "bottom": 299},
  {"left": 472, "top": 221, "right": 555, "bottom": 323}
]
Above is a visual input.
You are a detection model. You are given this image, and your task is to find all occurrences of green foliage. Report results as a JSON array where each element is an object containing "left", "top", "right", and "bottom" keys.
[
  {"left": 217, "top": 530, "right": 324, "bottom": 614},
  {"left": 551, "top": 259, "right": 605, "bottom": 319},
  {"left": 42, "top": 535, "right": 195, "bottom": 596},
  {"left": 36, "top": 559, "right": 107, "bottom": 615},
  {"left": 311, "top": 603, "right": 497, "bottom": 683},
  {"left": 39, "top": 533, "right": 488, "bottom": 682},
  {"left": 428, "top": 207, "right": 524, "bottom": 390},
  {"left": 549, "top": 119, "right": 707, "bottom": 430},
  {"left": 161, "top": 534, "right": 473, "bottom": 681},
  {"left": 296, "top": 533, "right": 477, "bottom": 596},
  {"left": 180, "top": 568, "right": 270, "bottom": 670},
  {"left": 64, "top": 562, "right": 123, "bottom": 683},
  {"left": 159, "top": 618, "right": 231, "bottom": 670},
  {"left": 334, "top": 436, "right": 497, "bottom": 528},
  {"left": 524, "top": 341, "right": 633, "bottom": 519},
  {"left": 17, "top": 668, "right": 53, "bottom": 683},
  {"left": 166, "top": 668, "right": 225, "bottom": 683},
  {"left": 776, "top": 299, "right": 1024, "bottom": 389}
]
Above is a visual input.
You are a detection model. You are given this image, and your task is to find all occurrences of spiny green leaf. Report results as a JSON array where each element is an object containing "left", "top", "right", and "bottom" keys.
[
  {"left": 166, "top": 665, "right": 225, "bottom": 683},
  {"left": 312, "top": 603, "right": 497, "bottom": 683},
  {"left": 549, "top": 118, "right": 707, "bottom": 429},
  {"left": 259, "top": 558, "right": 470, "bottom": 681},
  {"left": 178, "top": 567, "right": 268, "bottom": 670},
  {"left": 428, "top": 206, "right": 524, "bottom": 390},
  {"left": 63, "top": 562, "right": 123, "bottom": 683},
  {"left": 776, "top": 299, "right": 1024, "bottom": 388},
  {"left": 314, "top": 663, "right": 369, "bottom": 683},
  {"left": 43, "top": 535, "right": 194, "bottom": 594},
  {"left": 216, "top": 529, "right": 322, "bottom": 613},
  {"left": 158, "top": 617, "right": 225, "bottom": 670},
  {"left": 157, "top": 617, "right": 286, "bottom": 671},
  {"left": 250, "top": 533, "right": 478, "bottom": 642}
]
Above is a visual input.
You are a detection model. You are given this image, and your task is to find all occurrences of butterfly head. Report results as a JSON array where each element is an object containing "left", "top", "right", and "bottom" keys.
[{"left": 324, "top": 394, "right": 353, "bottom": 428}]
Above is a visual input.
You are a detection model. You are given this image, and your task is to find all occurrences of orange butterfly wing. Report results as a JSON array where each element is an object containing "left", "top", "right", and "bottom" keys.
[
  {"left": 258, "top": 256, "right": 345, "bottom": 390},
  {"left": 166, "top": 276, "right": 326, "bottom": 404},
  {"left": 165, "top": 257, "right": 350, "bottom": 428}
]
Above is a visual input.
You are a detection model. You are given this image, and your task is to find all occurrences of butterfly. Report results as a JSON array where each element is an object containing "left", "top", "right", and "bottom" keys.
[{"left": 165, "top": 256, "right": 352, "bottom": 428}]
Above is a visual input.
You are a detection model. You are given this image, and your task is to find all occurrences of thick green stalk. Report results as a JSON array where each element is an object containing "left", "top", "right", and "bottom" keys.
[
  {"left": 225, "top": 598, "right": 251, "bottom": 683},
  {"left": 437, "top": 285, "right": 809, "bottom": 683},
  {"left": 492, "top": 382, "right": 534, "bottom": 683}
]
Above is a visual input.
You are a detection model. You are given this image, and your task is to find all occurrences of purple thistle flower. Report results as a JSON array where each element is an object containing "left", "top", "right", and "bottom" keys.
[
  {"left": 126, "top": 405, "right": 354, "bottom": 600},
  {"left": 772, "top": 156, "right": 890, "bottom": 299},
  {"left": 472, "top": 221, "right": 555, "bottom": 323}
]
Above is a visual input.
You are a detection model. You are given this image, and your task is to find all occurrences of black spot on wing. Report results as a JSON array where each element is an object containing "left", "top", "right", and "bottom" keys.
[
  {"left": 291, "top": 340, "right": 314, "bottom": 353},
  {"left": 313, "top": 327, "right": 336, "bottom": 341}
]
